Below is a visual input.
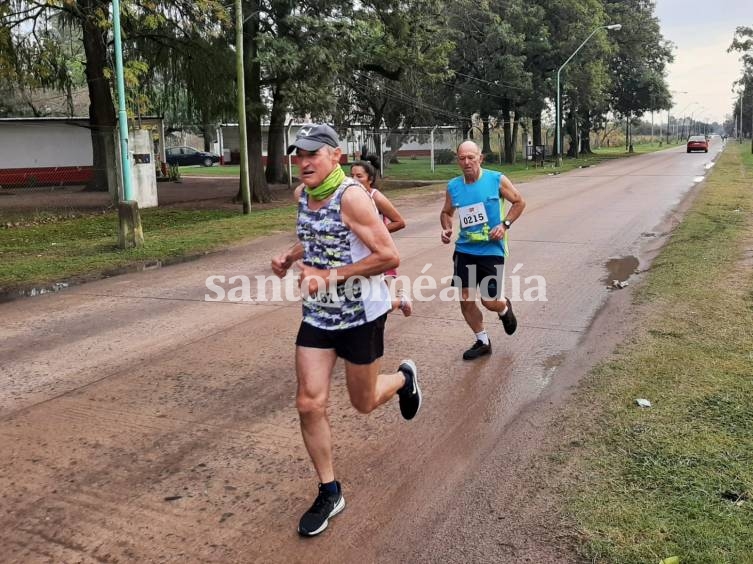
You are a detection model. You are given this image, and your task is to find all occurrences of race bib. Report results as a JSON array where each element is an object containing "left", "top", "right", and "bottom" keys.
[
  {"left": 459, "top": 202, "right": 488, "bottom": 228},
  {"left": 304, "top": 278, "right": 363, "bottom": 309}
]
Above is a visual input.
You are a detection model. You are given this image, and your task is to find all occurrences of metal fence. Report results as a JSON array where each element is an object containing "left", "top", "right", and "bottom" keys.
[{"left": 347, "top": 126, "right": 466, "bottom": 176}]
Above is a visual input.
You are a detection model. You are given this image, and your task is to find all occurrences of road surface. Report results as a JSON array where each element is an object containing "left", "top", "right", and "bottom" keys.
[{"left": 0, "top": 142, "right": 721, "bottom": 562}]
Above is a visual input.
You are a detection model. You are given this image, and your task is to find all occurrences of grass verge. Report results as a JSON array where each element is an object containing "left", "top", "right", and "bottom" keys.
[
  {"left": 0, "top": 206, "right": 296, "bottom": 291},
  {"left": 566, "top": 142, "right": 753, "bottom": 563},
  {"left": 0, "top": 139, "right": 686, "bottom": 293},
  {"left": 183, "top": 141, "right": 686, "bottom": 182}
]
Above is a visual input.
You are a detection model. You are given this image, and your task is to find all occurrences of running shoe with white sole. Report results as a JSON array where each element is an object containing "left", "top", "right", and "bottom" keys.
[{"left": 298, "top": 482, "right": 346, "bottom": 537}]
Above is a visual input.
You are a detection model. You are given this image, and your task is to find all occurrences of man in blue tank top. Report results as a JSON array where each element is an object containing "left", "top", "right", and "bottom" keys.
[
  {"left": 440, "top": 140, "right": 526, "bottom": 360},
  {"left": 270, "top": 124, "right": 422, "bottom": 537}
]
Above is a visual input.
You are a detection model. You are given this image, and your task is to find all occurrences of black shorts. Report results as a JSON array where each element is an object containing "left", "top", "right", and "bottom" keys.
[
  {"left": 295, "top": 313, "right": 388, "bottom": 365},
  {"left": 452, "top": 251, "right": 505, "bottom": 300}
]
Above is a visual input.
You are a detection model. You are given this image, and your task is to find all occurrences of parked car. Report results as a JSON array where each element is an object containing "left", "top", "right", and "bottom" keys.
[
  {"left": 686, "top": 135, "right": 708, "bottom": 153},
  {"left": 166, "top": 146, "right": 220, "bottom": 167}
]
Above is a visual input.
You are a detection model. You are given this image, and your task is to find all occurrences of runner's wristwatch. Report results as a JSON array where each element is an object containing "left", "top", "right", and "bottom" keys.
[{"left": 502, "top": 219, "right": 512, "bottom": 229}]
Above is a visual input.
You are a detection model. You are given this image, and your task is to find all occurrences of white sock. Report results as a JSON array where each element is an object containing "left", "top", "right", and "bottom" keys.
[
  {"left": 475, "top": 330, "right": 489, "bottom": 345},
  {"left": 498, "top": 305, "right": 508, "bottom": 316}
]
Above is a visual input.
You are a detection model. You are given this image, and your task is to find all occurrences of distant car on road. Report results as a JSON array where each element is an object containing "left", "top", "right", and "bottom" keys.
[
  {"left": 686, "top": 135, "right": 708, "bottom": 153},
  {"left": 166, "top": 146, "right": 220, "bottom": 167}
]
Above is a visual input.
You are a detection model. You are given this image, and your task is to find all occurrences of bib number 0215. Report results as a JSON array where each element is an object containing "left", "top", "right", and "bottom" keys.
[{"left": 459, "top": 203, "right": 487, "bottom": 228}]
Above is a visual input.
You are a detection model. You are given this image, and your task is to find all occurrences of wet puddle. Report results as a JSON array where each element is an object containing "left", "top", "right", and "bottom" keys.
[
  {"left": 602, "top": 255, "right": 639, "bottom": 284},
  {"left": 543, "top": 352, "right": 566, "bottom": 371}
]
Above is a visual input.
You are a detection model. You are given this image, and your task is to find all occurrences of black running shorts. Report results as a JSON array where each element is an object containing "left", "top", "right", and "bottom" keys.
[
  {"left": 295, "top": 313, "right": 388, "bottom": 365},
  {"left": 452, "top": 251, "right": 505, "bottom": 300}
]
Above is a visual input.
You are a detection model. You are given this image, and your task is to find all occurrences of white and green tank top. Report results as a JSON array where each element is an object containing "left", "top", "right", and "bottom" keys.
[{"left": 296, "top": 178, "right": 391, "bottom": 330}]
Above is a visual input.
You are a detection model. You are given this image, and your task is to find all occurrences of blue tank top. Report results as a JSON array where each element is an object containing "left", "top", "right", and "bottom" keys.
[
  {"left": 447, "top": 169, "right": 508, "bottom": 257},
  {"left": 296, "top": 179, "right": 391, "bottom": 330}
]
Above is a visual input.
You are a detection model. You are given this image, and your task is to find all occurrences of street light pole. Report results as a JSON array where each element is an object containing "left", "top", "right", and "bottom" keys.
[
  {"left": 666, "top": 90, "right": 687, "bottom": 145},
  {"left": 676, "top": 102, "right": 698, "bottom": 141},
  {"left": 112, "top": 0, "right": 133, "bottom": 202},
  {"left": 556, "top": 23, "right": 621, "bottom": 166}
]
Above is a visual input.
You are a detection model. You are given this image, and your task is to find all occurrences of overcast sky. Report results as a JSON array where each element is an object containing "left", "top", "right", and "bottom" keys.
[{"left": 655, "top": 0, "right": 753, "bottom": 123}]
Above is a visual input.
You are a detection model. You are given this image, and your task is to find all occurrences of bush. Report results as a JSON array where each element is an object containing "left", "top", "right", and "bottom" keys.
[
  {"left": 483, "top": 151, "right": 500, "bottom": 164},
  {"left": 434, "top": 149, "right": 455, "bottom": 165},
  {"left": 169, "top": 163, "right": 182, "bottom": 182}
]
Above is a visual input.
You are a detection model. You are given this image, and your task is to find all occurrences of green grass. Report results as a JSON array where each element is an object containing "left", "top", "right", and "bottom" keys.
[
  {"left": 182, "top": 141, "right": 685, "bottom": 182},
  {"left": 0, "top": 206, "right": 296, "bottom": 290},
  {"left": 566, "top": 143, "right": 753, "bottom": 563},
  {"left": 0, "top": 138, "right": 686, "bottom": 292},
  {"left": 384, "top": 141, "right": 684, "bottom": 182},
  {"left": 179, "top": 165, "right": 240, "bottom": 177}
]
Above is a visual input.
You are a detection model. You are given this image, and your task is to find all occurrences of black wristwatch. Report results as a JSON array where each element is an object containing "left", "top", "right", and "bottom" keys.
[{"left": 503, "top": 219, "right": 512, "bottom": 229}]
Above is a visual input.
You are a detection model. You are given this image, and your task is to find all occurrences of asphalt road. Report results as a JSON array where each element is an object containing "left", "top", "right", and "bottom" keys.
[{"left": 0, "top": 141, "right": 722, "bottom": 563}]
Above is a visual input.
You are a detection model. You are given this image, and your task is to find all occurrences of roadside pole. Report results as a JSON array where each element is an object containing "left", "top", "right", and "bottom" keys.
[
  {"left": 236, "top": 0, "right": 251, "bottom": 214},
  {"left": 112, "top": 0, "right": 143, "bottom": 249},
  {"left": 285, "top": 119, "right": 294, "bottom": 189},
  {"left": 740, "top": 91, "right": 744, "bottom": 144},
  {"left": 430, "top": 125, "right": 437, "bottom": 173}
]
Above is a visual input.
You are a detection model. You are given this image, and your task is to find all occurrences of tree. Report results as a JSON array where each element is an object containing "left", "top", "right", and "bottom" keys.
[
  {"left": 539, "top": 0, "right": 611, "bottom": 157},
  {"left": 2, "top": 0, "right": 229, "bottom": 194},
  {"left": 241, "top": 0, "right": 271, "bottom": 203},
  {"left": 728, "top": 26, "right": 753, "bottom": 151},
  {"left": 336, "top": 0, "right": 455, "bottom": 166},
  {"left": 604, "top": 0, "right": 672, "bottom": 152},
  {"left": 257, "top": 2, "right": 348, "bottom": 185},
  {"left": 444, "top": 0, "right": 532, "bottom": 163}
]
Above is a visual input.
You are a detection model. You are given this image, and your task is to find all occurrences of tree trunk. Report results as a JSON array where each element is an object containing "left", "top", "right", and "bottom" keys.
[
  {"left": 265, "top": 85, "right": 287, "bottom": 184},
  {"left": 581, "top": 125, "right": 592, "bottom": 154},
  {"left": 628, "top": 115, "right": 634, "bottom": 153},
  {"left": 238, "top": 0, "right": 270, "bottom": 204},
  {"left": 532, "top": 112, "right": 542, "bottom": 147},
  {"left": 383, "top": 128, "right": 411, "bottom": 166},
  {"left": 566, "top": 110, "right": 577, "bottom": 158},
  {"left": 66, "top": 82, "right": 75, "bottom": 117},
  {"left": 80, "top": 0, "right": 117, "bottom": 195},
  {"left": 625, "top": 116, "right": 629, "bottom": 151},
  {"left": 502, "top": 106, "right": 513, "bottom": 164},
  {"left": 201, "top": 108, "right": 212, "bottom": 152},
  {"left": 481, "top": 117, "right": 492, "bottom": 155},
  {"left": 510, "top": 114, "right": 519, "bottom": 164}
]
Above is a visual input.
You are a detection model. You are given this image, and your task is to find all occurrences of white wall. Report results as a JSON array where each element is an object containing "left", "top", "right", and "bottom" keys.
[{"left": 0, "top": 122, "right": 93, "bottom": 168}]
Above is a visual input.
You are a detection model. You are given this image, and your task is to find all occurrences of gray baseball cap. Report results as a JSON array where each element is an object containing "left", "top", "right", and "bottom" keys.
[{"left": 286, "top": 124, "right": 340, "bottom": 154}]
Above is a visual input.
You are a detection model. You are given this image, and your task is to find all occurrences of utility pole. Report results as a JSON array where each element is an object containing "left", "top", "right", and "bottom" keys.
[
  {"left": 236, "top": 0, "right": 251, "bottom": 214},
  {"left": 112, "top": 0, "right": 132, "bottom": 201},
  {"left": 112, "top": 0, "right": 144, "bottom": 248},
  {"left": 740, "top": 91, "right": 744, "bottom": 144}
]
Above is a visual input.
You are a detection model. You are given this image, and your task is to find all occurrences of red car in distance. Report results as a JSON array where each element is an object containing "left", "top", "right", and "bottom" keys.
[{"left": 686, "top": 135, "right": 708, "bottom": 153}]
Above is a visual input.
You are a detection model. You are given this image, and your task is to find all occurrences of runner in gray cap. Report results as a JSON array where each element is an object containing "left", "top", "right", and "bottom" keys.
[{"left": 271, "top": 124, "right": 422, "bottom": 537}]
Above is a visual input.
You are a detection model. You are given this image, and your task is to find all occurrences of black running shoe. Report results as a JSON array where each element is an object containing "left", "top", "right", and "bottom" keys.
[
  {"left": 298, "top": 482, "right": 345, "bottom": 537},
  {"left": 463, "top": 339, "right": 492, "bottom": 360},
  {"left": 499, "top": 298, "right": 517, "bottom": 335},
  {"left": 397, "top": 360, "right": 422, "bottom": 420}
]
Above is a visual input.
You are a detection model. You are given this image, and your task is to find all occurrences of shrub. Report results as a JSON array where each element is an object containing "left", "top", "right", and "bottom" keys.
[
  {"left": 483, "top": 151, "right": 500, "bottom": 164},
  {"left": 434, "top": 149, "right": 455, "bottom": 165}
]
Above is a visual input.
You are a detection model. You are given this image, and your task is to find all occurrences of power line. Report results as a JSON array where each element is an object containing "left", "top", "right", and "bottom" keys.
[
  {"left": 353, "top": 72, "right": 469, "bottom": 122},
  {"left": 452, "top": 70, "right": 529, "bottom": 92}
]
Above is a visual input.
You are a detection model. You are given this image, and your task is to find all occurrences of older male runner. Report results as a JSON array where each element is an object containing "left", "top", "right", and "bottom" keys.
[
  {"left": 440, "top": 140, "right": 526, "bottom": 360},
  {"left": 271, "top": 124, "right": 421, "bottom": 537}
]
